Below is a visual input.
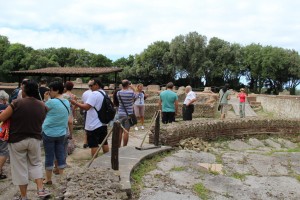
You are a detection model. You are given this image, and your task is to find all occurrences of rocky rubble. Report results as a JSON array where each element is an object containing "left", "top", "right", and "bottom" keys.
[
  {"left": 179, "top": 137, "right": 212, "bottom": 152},
  {"left": 64, "top": 167, "right": 128, "bottom": 200}
]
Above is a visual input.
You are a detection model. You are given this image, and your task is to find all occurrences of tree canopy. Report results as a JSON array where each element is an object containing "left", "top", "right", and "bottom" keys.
[{"left": 1, "top": 32, "right": 300, "bottom": 94}]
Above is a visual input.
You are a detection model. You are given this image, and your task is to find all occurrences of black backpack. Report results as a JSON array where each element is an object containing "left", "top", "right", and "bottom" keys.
[
  {"left": 9, "top": 87, "right": 20, "bottom": 103},
  {"left": 94, "top": 91, "right": 116, "bottom": 124}
]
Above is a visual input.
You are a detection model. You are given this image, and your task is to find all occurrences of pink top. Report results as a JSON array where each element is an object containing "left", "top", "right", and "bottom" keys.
[{"left": 238, "top": 93, "right": 246, "bottom": 103}]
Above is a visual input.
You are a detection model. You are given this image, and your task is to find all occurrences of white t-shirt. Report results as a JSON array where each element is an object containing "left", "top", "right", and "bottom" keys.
[
  {"left": 82, "top": 89, "right": 92, "bottom": 103},
  {"left": 183, "top": 91, "right": 196, "bottom": 105},
  {"left": 85, "top": 90, "right": 104, "bottom": 131}
]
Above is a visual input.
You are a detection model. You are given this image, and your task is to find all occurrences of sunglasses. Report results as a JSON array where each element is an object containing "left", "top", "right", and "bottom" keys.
[{"left": 88, "top": 84, "right": 94, "bottom": 87}]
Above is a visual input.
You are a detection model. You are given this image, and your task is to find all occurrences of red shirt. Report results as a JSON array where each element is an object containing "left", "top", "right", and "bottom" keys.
[{"left": 238, "top": 93, "right": 246, "bottom": 103}]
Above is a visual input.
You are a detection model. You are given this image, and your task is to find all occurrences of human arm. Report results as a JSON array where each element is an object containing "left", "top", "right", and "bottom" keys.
[
  {"left": 69, "top": 99, "right": 92, "bottom": 111},
  {"left": 158, "top": 99, "right": 162, "bottom": 110},
  {"left": 175, "top": 100, "right": 179, "bottom": 115},
  {"left": 0, "top": 106, "right": 13, "bottom": 122}
]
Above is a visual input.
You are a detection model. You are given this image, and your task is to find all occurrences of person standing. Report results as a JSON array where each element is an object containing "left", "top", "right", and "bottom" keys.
[
  {"left": 182, "top": 86, "right": 197, "bottom": 121},
  {"left": 81, "top": 80, "right": 93, "bottom": 148},
  {"left": 42, "top": 81, "right": 70, "bottom": 185},
  {"left": 117, "top": 80, "right": 135, "bottom": 147},
  {"left": 219, "top": 83, "right": 231, "bottom": 120},
  {"left": 0, "top": 90, "right": 9, "bottom": 180},
  {"left": 0, "top": 80, "right": 50, "bottom": 199},
  {"left": 134, "top": 83, "right": 147, "bottom": 130},
  {"left": 70, "top": 78, "right": 109, "bottom": 156},
  {"left": 237, "top": 88, "right": 247, "bottom": 118},
  {"left": 158, "top": 82, "right": 179, "bottom": 124},
  {"left": 38, "top": 78, "right": 49, "bottom": 101}
]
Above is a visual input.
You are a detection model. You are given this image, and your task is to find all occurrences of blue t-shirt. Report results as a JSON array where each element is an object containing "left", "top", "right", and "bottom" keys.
[
  {"left": 42, "top": 98, "right": 70, "bottom": 137},
  {"left": 160, "top": 90, "right": 178, "bottom": 112}
]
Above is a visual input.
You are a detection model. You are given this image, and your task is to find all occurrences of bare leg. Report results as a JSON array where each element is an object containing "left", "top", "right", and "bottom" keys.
[
  {"left": 18, "top": 185, "right": 28, "bottom": 199},
  {"left": 123, "top": 128, "right": 130, "bottom": 146},
  {"left": 35, "top": 178, "right": 44, "bottom": 190},
  {"left": 141, "top": 116, "right": 145, "bottom": 126},
  {"left": 0, "top": 156, "right": 7, "bottom": 175},
  {"left": 102, "top": 144, "right": 109, "bottom": 153},
  {"left": 45, "top": 169, "right": 52, "bottom": 183},
  {"left": 91, "top": 147, "right": 98, "bottom": 157}
]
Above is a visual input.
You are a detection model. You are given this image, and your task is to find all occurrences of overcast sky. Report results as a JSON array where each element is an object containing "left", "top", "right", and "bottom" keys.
[{"left": 1, "top": 0, "right": 299, "bottom": 60}]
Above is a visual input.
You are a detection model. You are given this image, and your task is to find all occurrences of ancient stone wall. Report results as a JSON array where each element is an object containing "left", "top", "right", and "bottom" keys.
[
  {"left": 149, "top": 118, "right": 300, "bottom": 146},
  {"left": 257, "top": 95, "right": 300, "bottom": 118}
]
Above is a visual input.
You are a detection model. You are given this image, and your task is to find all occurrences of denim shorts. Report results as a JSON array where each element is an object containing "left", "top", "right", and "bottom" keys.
[
  {"left": 0, "top": 140, "right": 8, "bottom": 157},
  {"left": 42, "top": 132, "right": 66, "bottom": 170}
]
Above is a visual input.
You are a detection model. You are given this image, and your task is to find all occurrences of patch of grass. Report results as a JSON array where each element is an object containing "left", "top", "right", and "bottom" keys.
[
  {"left": 208, "top": 169, "right": 220, "bottom": 175},
  {"left": 295, "top": 175, "right": 300, "bottom": 182},
  {"left": 171, "top": 166, "right": 185, "bottom": 171},
  {"left": 193, "top": 183, "right": 209, "bottom": 200},
  {"left": 265, "top": 147, "right": 300, "bottom": 156},
  {"left": 215, "top": 154, "right": 223, "bottom": 164},
  {"left": 131, "top": 151, "right": 173, "bottom": 198},
  {"left": 231, "top": 172, "right": 248, "bottom": 181}
]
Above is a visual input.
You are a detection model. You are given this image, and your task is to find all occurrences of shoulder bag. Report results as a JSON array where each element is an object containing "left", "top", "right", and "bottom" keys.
[{"left": 118, "top": 94, "right": 137, "bottom": 126}]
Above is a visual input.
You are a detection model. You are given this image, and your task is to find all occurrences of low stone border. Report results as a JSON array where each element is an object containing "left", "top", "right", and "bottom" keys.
[{"left": 149, "top": 118, "right": 300, "bottom": 146}]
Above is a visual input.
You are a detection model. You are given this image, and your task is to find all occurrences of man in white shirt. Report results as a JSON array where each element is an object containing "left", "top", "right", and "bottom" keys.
[
  {"left": 81, "top": 80, "right": 93, "bottom": 148},
  {"left": 183, "top": 86, "right": 197, "bottom": 121},
  {"left": 70, "top": 78, "right": 109, "bottom": 157}
]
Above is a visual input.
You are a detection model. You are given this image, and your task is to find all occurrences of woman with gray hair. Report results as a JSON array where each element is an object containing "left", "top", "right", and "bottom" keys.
[{"left": 0, "top": 90, "right": 9, "bottom": 179}]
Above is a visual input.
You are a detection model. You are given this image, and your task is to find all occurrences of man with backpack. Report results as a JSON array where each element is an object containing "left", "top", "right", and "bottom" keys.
[{"left": 69, "top": 78, "right": 110, "bottom": 157}]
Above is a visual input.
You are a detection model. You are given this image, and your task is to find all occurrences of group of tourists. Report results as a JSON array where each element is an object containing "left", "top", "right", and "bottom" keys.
[
  {"left": 218, "top": 83, "right": 248, "bottom": 119},
  {"left": 0, "top": 79, "right": 75, "bottom": 200},
  {"left": 0, "top": 77, "right": 246, "bottom": 199}
]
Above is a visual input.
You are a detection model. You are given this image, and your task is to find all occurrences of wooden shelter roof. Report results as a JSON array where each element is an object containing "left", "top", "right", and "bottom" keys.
[{"left": 11, "top": 67, "right": 123, "bottom": 77}]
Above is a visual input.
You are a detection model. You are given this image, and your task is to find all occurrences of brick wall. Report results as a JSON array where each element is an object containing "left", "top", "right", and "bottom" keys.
[{"left": 149, "top": 118, "right": 300, "bottom": 146}]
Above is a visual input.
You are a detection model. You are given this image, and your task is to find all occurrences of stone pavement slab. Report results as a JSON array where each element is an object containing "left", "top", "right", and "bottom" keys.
[{"left": 89, "top": 145, "right": 173, "bottom": 196}]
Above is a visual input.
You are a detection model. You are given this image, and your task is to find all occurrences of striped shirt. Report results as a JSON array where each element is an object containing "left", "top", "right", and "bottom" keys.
[{"left": 117, "top": 90, "right": 135, "bottom": 116}]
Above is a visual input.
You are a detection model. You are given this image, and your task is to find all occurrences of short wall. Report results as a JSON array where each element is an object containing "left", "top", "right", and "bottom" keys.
[
  {"left": 149, "top": 118, "right": 300, "bottom": 146},
  {"left": 74, "top": 103, "right": 216, "bottom": 127},
  {"left": 257, "top": 95, "right": 300, "bottom": 119}
]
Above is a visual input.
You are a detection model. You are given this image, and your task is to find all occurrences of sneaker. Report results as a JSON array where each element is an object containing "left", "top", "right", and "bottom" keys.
[
  {"left": 37, "top": 188, "right": 51, "bottom": 198},
  {"left": 141, "top": 126, "right": 144, "bottom": 130},
  {"left": 134, "top": 127, "right": 139, "bottom": 131}
]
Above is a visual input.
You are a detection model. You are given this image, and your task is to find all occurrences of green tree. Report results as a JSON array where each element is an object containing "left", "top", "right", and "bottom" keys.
[
  {"left": 242, "top": 44, "right": 264, "bottom": 93},
  {"left": 169, "top": 32, "right": 207, "bottom": 87},
  {"left": 0, "top": 35, "right": 10, "bottom": 65}
]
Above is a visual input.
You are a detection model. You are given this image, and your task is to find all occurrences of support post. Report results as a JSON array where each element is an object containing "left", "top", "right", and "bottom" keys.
[
  {"left": 111, "top": 122, "right": 120, "bottom": 170},
  {"left": 154, "top": 111, "right": 160, "bottom": 146}
]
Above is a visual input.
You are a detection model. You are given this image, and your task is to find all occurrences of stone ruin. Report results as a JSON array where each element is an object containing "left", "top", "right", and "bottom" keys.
[{"left": 150, "top": 118, "right": 300, "bottom": 147}]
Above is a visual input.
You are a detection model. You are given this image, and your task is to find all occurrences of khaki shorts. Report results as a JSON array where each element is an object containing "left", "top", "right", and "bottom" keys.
[{"left": 8, "top": 138, "right": 43, "bottom": 185}]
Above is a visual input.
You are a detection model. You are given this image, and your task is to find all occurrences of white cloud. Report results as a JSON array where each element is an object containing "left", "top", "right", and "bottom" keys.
[{"left": 1, "top": 0, "right": 300, "bottom": 60}]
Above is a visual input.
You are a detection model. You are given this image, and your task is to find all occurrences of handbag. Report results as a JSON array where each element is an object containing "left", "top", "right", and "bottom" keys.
[{"left": 118, "top": 94, "right": 137, "bottom": 127}]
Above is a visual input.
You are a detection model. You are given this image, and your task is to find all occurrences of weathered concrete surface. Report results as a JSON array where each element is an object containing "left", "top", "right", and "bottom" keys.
[{"left": 139, "top": 137, "right": 300, "bottom": 200}]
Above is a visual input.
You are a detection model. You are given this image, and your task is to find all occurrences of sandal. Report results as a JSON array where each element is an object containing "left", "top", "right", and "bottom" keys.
[
  {"left": 37, "top": 188, "right": 51, "bottom": 198},
  {"left": 13, "top": 195, "right": 28, "bottom": 200},
  {"left": 43, "top": 179, "right": 52, "bottom": 185}
]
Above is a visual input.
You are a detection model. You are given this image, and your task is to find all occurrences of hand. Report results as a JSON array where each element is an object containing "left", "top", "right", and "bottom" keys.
[{"left": 44, "top": 91, "right": 50, "bottom": 101}]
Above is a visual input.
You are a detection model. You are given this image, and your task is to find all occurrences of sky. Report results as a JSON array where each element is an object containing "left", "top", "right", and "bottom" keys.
[{"left": 1, "top": 0, "right": 300, "bottom": 61}]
